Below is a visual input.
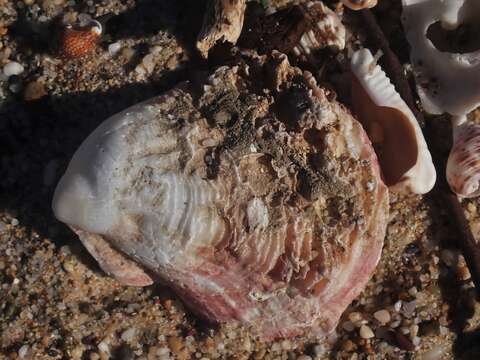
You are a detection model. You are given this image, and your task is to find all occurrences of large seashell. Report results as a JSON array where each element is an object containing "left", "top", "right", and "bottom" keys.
[
  {"left": 197, "top": 0, "right": 247, "bottom": 58},
  {"left": 341, "top": 0, "right": 378, "bottom": 10},
  {"left": 447, "top": 118, "right": 480, "bottom": 198},
  {"left": 53, "top": 52, "right": 389, "bottom": 339},
  {"left": 401, "top": 0, "right": 480, "bottom": 116},
  {"left": 350, "top": 48, "right": 436, "bottom": 194},
  {"left": 292, "top": 2, "right": 346, "bottom": 56}
]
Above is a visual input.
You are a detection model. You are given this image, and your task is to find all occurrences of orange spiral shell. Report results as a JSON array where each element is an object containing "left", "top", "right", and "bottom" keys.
[{"left": 59, "top": 20, "right": 102, "bottom": 59}]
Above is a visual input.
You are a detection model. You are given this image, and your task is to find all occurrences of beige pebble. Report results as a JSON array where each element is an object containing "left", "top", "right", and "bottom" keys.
[
  {"left": 373, "top": 309, "right": 391, "bottom": 324},
  {"left": 348, "top": 312, "right": 362, "bottom": 323},
  {"left": 168, "top": 336, "right": 184, "bottom": 354},
  {"left": 24, "top": 80, "right": 47, "bottom": 101},
  {"left": 359, "top": 325, "right": 374, "bottom": 339},
  {"left": 297, "top": 356, "right": 312, "bottom": 360}
]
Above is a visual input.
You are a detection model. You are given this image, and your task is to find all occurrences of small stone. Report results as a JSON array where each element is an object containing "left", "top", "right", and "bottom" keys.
[
  {"left": 3, "top": 62, "right": 24, "bottom": 77},
  {"left": 341, "top": 339, "right": 355, "bottom": 352},
  {"left": 412, "top": 336, "right": 421, "bottom": 347},
  {"left": 394, "top": 300, "right": 402, "bottom": 312},
  {"left": 348, "top": 312, "right": 362, "bottom": 323},
  {"left": 11, "top": 218, "right": 19, "bottom": 226},
  {"left": 373, "top": 310, "right": 391, "bottom": 324},
  {"left": 141, "top": 54, "right": 155, "bottom": 74},
  {"left": 24, "top": 80, "right": 47, "bottom": 101},
  {"left": 359, "top": 325, "right": 374, "bottom": 339},
  {"left": 168, "top": 336, "right": 183, "bottom": 354},
  {"left": 403, "top": 300, "right": 416, "bottom": 317},
  {"left": 440, "top": 249, "right": 458, "bottom": 267},
  {"left": 422, "top": 345, "right": 447, "bottom": 360},
  {"left": 342, "top": 321, "right": 355, "bottom": 332},
  {"left": 409, "top": 324, "right": 419, "bottom": 338},
  {"left": 121, "top": 327, "right": 136, "bottom": 342},
  {"left": 108, "top": 42, "right": 122, "bottom": 57},
  {"left": 97, "top": 340, "right": 110, "bottom": 354},
  {"left": 18, "top": 345, "right": 29, "bottom": 358},
  {"left": 281, "top": 339, "right": 291, "bottom": 350},
  {"left": 408, "top": 287, "right": 418, "bottom": 297},
  {"left": 458, "top": 265, "right": 471, "bottom": 281},
  {"left": 297, "top": 356, "right": 312, "bottom": 360}
]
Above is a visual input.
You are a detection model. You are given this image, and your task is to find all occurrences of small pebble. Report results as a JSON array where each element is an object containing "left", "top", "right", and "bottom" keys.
[
  {"left": 18, "top": 345, "right": 29, "bottom": 358},
  {"left": 359, "top": 325, "right": 374, "bottom": 339},
  {"left": 24, "top": 80, "right": 47, "bottom": 101},
  {"left": 394, "top": 300, "right": 402, "bottom": 312},
  {"left": 440, "top": 249, "right": 458, "bottom": 267},
  {"left": 422, "top": 345, "right": 446, "bottom": 360},
  {"left": 108, "top": 42, "right": 122, "bottom": 56},
  {"left": 11, "top": 218, "right": 19, "bottom": 226},
  {"left": 373, "top": 310, "right": 391, "bottom": 324},
  {"left": 342, "top": 321, "right": 355, "bottom": 332},
  {"left": 3, "top": 61, "right": 24, "bottom": 77},
  {"left": 403, "top": 300, "right": 416, "bottom": 317},
  {"left": 97, "top": 340, "right": 110, "bottom": 354},
  {"left": 348, "top": 312, "right": 362, "bottom": 323},
  {"left": 121, "top": 327, "right": 136, "bottom": 342},
  {"left": 297, "top": 356, "right": 312, "bottom": 360}
]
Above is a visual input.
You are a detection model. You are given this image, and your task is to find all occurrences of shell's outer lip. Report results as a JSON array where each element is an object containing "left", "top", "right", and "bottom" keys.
[
  {"left": 350, "top": 48, "right": 436, "bottom": 194},
  {"left": 402, "top": 0, "right": 480, "bottom": 116}
]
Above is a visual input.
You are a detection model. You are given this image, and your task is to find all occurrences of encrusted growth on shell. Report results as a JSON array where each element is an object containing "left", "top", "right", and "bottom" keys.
[
  {"left": 341, "top": 0, "right": 378, "bottom": 10},
  {"left": 350, "top": 48, "right": 436, "bottom": 194},
  {"left": 402, "top": 0, "right": 480, "bottom": 116},
  {"left": 53, "top": 52, "right": 389, "bottom": 340},
  {"left": 447, "top": 119, "right": 480, "bottom": 198},
  {"left": 292, "top": 2, "right": 346, "bottom": 56}
]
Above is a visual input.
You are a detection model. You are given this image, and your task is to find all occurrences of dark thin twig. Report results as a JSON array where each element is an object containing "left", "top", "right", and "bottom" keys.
[{"left": 359, "top": 9, "right": 480, "bottom": 296}]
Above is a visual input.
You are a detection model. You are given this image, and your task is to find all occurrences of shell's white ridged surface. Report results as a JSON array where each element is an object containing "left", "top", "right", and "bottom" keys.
[
  {"left": 350, "top": 48, "right": 436, "bottom": 194},
  {"left": 292, "top": 2, "right": 346, "bottom": 57},
  {"left": 447, "top": 122, "right": 480, "bottom": 198},
  {"left": 53, "top": 54, "right": 389, "bottom": 340},
  {"left": 402, "top": 0, "right": 480, "bottom": 116}
]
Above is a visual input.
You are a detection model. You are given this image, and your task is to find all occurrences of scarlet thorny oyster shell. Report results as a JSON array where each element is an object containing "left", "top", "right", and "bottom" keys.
[{"left": 53, "top": 53, "right": 389, "bottom": 339}]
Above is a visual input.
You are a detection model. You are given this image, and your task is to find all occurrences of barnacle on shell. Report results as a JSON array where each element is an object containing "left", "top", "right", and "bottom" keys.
[
  {"left": 447, "top": 118, "right": 480, "bottom": 198},
  {"left": 351, "top": 48, "right": 436, "bottom": 194},
  {"left": 53, "top": 52, "right": 389, "bottom": 339}
]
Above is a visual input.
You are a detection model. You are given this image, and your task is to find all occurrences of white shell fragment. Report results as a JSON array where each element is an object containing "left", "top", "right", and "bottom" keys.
[
  {"left": 447, "top": 117, "right": 480, "bottom": 198},
  {"left": 53, "top": 53, "right": 389, "bottom": 340},
  {"left": 350, "top": 48, "right": 436, "bottom": 194},
  {"left": 292, "top": 2, "right": 346, "bottom": 56},
  {"left": 402, "top": 0, "right": 480, "bottom": 116}
]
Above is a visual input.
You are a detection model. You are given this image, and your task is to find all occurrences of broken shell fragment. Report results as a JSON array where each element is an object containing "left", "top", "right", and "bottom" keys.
[
  {"left": 59, "top": 20, "right": 102, "bottom": 59},
  {"left": 351, "top": 48, "right": 436, "bottom": 194},
  {"left": 341, "top": 0, "right": 378, "bottom": 10},
  {"left": 447, "top": 118, "right": 480, "bottom": 198},
  {"left": 402, "top": 0, "right": 480, "bottom": 116},
  {"left": 53, "top": 53, "right": 389, "bottom": 339},
  {"left": 197, "top": 0, "right": 247, "bottom": 58}
]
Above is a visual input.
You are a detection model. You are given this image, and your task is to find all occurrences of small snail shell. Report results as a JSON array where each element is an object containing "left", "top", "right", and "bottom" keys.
[
  {"left": 341, "top": 0, "right": 378, "bottom": 10},
  {"left": 447, "top": 120, "right": 480, "bottom": 198},
  {"left": 59, "top": 20, "right": 102, "bottom": 59}
]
